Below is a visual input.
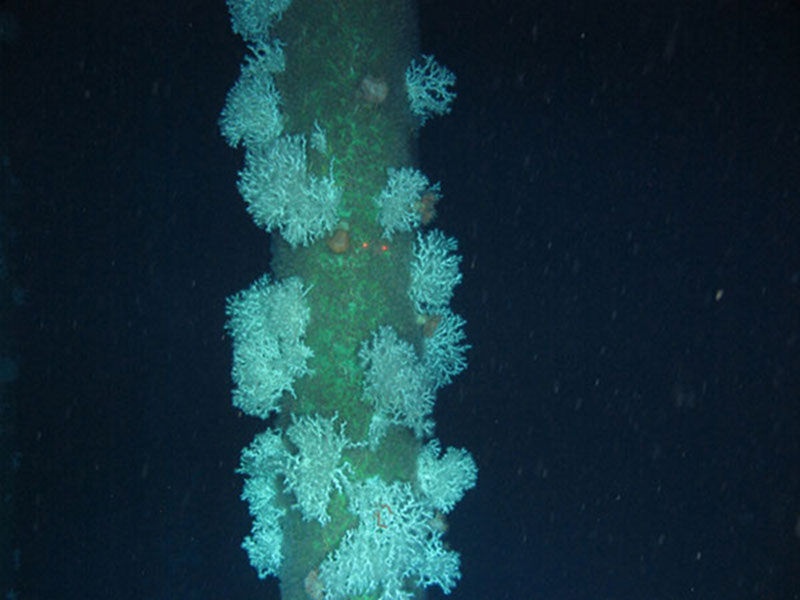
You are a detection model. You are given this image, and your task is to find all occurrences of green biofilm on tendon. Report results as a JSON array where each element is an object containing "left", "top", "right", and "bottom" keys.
[{"left": 220, "top": 2, "right": 475, "bottom": 599}]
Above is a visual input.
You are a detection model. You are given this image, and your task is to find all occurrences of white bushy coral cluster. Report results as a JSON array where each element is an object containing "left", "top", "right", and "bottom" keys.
[
  {"left": 238, "top": 414, "right": 355, "bottom": 576},
  {"left": 423, "top": 309, "right": 469, "bottom": 390},
  {"left": 358, "top": 316, "right": 469, "bottom": 447},
  {"left": 219, "top": 40, "right": 285, "bottom": 148},
  {"left": 226, "top": 0, "right": 291, "bottom": 43},
  {"left": 417, "top": 439, "right": 477, "bottom": 513},
  {"left": 238, "top": 414, "right": 477, "bottom": 599},
  {"left": 318, "top": 476, "right": 463, "bottom": 600},
  {"left": 405, "top": 55, "right": 457, "bottom": 124},
  {"left": 374, "top": 167, "right": 432, "bottom": 238},
  {"left": 220, "top": 0, "right": 341, "bottom": 247},
  {"left": 238, "top": 428, "right": 287, "bottom": 578},
  {"left": 225, "top": 274, "right": 313, "bottom": 418},
  {"left": 359, "top": 326, "right": 435, "bottom": 447},
  {"left": 409, "top": 230, "right": 462, "bottom": 314},
  {"left": 408, "top": 229, "right": 470, "bottom": 389},
  {"left": 284, "top": 414, "right": 352, "bottom": 525},
  {"left": 237, "top": 134, "right": 341, "bottom": 246}
]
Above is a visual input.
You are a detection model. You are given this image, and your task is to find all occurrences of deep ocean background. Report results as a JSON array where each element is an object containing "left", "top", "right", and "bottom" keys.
[{"left": 1, "top": 0, "right": 798, "bottom": 598}]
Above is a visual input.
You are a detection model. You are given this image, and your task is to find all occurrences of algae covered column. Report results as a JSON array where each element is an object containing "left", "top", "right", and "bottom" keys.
[
  {"left": 221, "top": 1, "right": 476, "bottom": 599},
  {"left": 270, "top": 0, "right": 421, "bottom": 439}
]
